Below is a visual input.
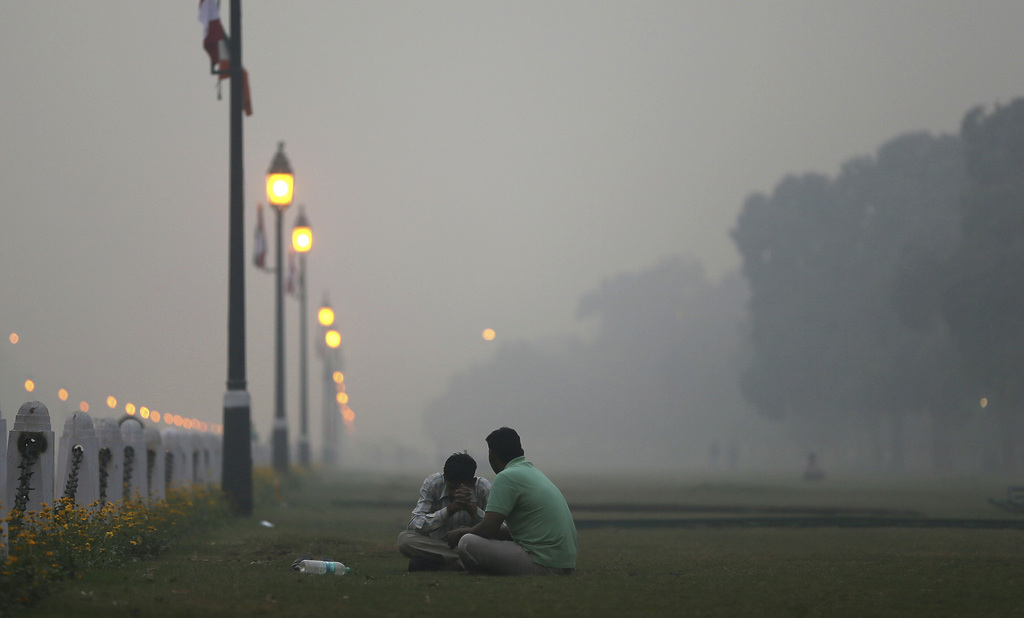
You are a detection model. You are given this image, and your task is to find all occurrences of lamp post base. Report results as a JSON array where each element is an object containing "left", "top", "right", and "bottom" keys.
[{"left": 271, "top": 420, "right": 289, "bottom": 474}]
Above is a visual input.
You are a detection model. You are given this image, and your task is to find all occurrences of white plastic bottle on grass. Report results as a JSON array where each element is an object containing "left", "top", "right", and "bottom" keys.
[{"left": 298, "top": 560, "right": 350, "bottom": 575}]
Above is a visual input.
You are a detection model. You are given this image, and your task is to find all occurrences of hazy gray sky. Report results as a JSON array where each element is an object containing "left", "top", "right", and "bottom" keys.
[{"left": 1, "top": 2, "right": 1022, "bottom": 462}]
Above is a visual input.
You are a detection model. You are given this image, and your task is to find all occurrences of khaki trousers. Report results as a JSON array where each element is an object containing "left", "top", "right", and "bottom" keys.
[
  {"left": 456, "top": 533, "right": 574, "bottom": 576},
  {"left": 396, "top": 530, "right": 461, "bottom": 566}
]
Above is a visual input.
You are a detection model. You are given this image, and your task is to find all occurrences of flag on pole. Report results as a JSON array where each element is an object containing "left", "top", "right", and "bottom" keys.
[
  {"left": 286, "top": 247, "right": 297, "bottom": 296},
  {"left": 253, "top": 204, "right": 267, "bottom": 270},
  {"left": 198, "top": 0, "right": 253, "bottom": 116},
  {"left": 198, "top": 0, "right": 226, "bottom": 66}
]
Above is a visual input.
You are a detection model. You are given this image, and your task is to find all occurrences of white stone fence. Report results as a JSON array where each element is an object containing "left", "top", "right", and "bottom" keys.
[{"left": 2, "top": 401, "right": 223, "bottom": 522}]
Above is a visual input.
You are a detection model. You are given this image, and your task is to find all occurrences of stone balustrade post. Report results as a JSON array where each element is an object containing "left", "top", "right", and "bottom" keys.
[
  {"left": 1, "top": 407, "right": 7, "bottom": 514},
  {"left": 119, "top": 418, "right": 147, "bottom": 502},
  {"left": 56, "top": 413, "right": 99, "bottom": 508},
  {"left": 5, "top": 401, "right": 55, "bottom": 515},
  {"left": 94, "top": 418, "right": 124, "bottom": 504},
  {"left": 144, "top": 426, "right": 165, "bottom": 502}
]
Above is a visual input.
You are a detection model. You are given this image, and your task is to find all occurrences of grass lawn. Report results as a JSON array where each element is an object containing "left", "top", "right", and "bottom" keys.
[{"left": 20, "top": 471, "right": 1024, "bottom": 617}]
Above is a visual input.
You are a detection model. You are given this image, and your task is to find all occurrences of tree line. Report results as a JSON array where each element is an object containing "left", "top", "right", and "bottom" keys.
[
  {"left": 732, "top": 98, "right": 1024, "bottom": 474},
  {"left": 423, "top": 98, "right": 1024, "bottom": 476}
]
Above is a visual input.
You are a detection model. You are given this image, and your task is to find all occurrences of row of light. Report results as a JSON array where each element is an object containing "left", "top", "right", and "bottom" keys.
[
  {"left": 10, "top": 333, "right": 221, "bottom": 434},
  {"left": 268, "top": 145, "right": 352, "bottom": 431},
  {"left": 317, "top": 306, "right": 355, "bottom": 427}
]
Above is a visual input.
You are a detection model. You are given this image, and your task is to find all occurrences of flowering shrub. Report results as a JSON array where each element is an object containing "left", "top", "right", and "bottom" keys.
[{"left": 1, "top": 486, "right": 228, "bottom": 611}]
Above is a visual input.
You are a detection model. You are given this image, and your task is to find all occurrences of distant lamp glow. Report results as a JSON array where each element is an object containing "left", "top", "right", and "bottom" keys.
[
  {"left": 79, "top": 401, "right": 89, "bottom": 413},
  {"left": 341, "top": 406, "right": 355, "bottom": 425},
  {"left": 24, "top": 379, "right": 35, "bottom": 393},
  {"left": 980, "top": 397, "right": 989, "bottom": 409},
  {"left": 107, "top": 396, "right": 117, "bottom": 409},
  {"left": 336, "top": 392, "right": 349, "bottom": 405},
  {"left": 292, "top": 207, "right": 312, "bottom": 253},
  {"left": 126, "top": 403, "right": 136, "bottom": 416},
  {"left": 164, "top": 413, "right": 173, "bottom": 424},
  {"left": 325, "top": 329, "right": 341, "bottom": 349},
  {"left": 266, "top": 142, "right": 294, "bottom": 208},
  {"left": 151, "top": 411, "right": 161, "bottom": 423},
  {"left": 9, "top": 332, "right": 18, "bottom": 344},
  {"left": 318, "top": 306, "right": 335, "bottom": 327},
  {"left": 140, "top": 407, "right": 150, "bottom": 420},
  {"left": 482, "top": 328, "right": 496, "bottom": 341},
  {"left": 58, "top": 388, "right": 68, "bottom": 402},
  {"left": 333, "top": 371, "right": 344, "bottom": 384}
]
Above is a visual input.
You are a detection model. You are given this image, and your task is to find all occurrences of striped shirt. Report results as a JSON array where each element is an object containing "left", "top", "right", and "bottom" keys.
[{"left": 407, "top": 472, "right": 491, "bottom": 539}]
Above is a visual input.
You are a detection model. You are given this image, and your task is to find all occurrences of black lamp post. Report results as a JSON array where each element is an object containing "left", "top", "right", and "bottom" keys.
[
  {"left": 267, "top": 142, "right": 294, "bottom": 475},
  {"left": 222, "top": 0, "right": 253, "bottom": 515},
  {"left": 292, "top": 207, "right": 312, "bottom": 467},
  {"left": 318, "top": 297, "right": 340, "bottom": 465}
]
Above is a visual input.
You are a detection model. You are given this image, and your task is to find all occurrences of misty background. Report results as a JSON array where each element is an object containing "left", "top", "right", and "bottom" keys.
[{"left": 2, "top": 2, "right": 1023, "bottom": 476}]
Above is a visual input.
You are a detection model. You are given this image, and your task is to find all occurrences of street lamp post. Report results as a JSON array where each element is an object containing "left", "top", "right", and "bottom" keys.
[
  {"left": 318, "top": 298, "right": 340, "bottom": 465},
  {"left": 222, "top": 0, "right": 253, "bottom": 515},
  {"left": 292, "top": 207, "right": 312, "bottom": 467},
  {"left": 267, "top": 142, "right": 294, "bottom": 475}
]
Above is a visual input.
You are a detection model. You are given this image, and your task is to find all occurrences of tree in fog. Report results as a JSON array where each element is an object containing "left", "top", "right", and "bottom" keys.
[
  {"left": 422, "top": 257, "right": 754, "bottom": 473},
  {"left": 941, "top": 100, "right": 1024, "bottom": 474},
  {"left": 732, "top": 132, "right": 966, "bottom": 470}
]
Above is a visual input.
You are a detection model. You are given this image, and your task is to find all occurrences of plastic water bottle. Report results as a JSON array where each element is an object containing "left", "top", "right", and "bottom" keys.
[{"left": 298, "top": 560, "right": 350, "bottom": 575}]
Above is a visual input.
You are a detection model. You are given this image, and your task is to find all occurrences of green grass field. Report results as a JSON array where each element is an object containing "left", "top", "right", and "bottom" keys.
[{"left": 20, "top": 471, "right": 1024, "bottom": 617}]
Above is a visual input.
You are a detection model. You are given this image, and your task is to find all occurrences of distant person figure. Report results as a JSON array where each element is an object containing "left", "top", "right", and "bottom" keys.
[
  {"left": 727, "top": 441, "right": 740, "bottom": 471},
  {"left": 803, "top": 451, "right": 825, "bottom": 481},
  {"left": 397, "top": 452, "right": 491, "bottom": 571},
  {"left": 445, "top": 427, "right": 577, "bottom": 575},
  {"left": 710, "top": 442, "right": 721, "bottom": 470}
]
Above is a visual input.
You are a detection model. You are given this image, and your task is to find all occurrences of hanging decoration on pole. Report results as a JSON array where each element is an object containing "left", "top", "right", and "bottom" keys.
[
  {"left": 253, "top": 204, "right": 268, "bottom": 270},
  {"left": 198, "top": 0, "right": 253, "bottom": 115}
]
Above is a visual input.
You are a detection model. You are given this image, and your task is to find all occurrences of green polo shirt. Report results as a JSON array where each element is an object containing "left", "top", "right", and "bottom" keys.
[{"left": 485, "top": 456, "right": 578, "bottom": 569}]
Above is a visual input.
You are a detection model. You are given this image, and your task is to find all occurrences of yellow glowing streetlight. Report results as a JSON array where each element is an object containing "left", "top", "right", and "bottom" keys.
[
  {"left": 9, "top": 332, "right": 18, "bottom": 344},
  {"left": 333, "top": 371, "right": 344, "bottom": 384},
  {"left": 482, "top": 328, "right": 496, "bottom": 341},
  {"left": 24, "top": 379, "right": 35, "bottom": 393},
  {"left": 126, "top": 403, "right": 136, "bottom": 416},
  {"left": 336, "top": 392, "right": 349, "bottom": 405},
  {"left": 325, "top": 329, "right": 341, "bottom": 349},
  {"left": 266, "top": 142, "right": 294, "bottom": 209},
  {"left": 267, "top": 141, "right": 295, "bottom": 474},
  {"left": 318, "top": 306, "right": 335, "bottom": 327},
  {"left": 58, "top": 388, "right": 68, "bottom": 402},
  {"left": 292, "top": 206, "right": 312, "bottom": 254},
  {"left": 292, "top": 205, "right": 314, "bottom": 467},
  {"left": 79, "top": 401, "right": 90, "bottom": 413}
]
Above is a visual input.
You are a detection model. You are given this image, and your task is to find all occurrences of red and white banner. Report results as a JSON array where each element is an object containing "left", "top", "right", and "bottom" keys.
[
  {"left": 199, "top": 0, "right": 252, "bottom": 116},
  {"left": 253, "top": 204, "right": 267, "bottom": 270}
]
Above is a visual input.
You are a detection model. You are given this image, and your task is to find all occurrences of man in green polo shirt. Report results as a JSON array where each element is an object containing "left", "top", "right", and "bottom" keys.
[{"left": 445, "top": 427, "right": 577, "bottom": 575}]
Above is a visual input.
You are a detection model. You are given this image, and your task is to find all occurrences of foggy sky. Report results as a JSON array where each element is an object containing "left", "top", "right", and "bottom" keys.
[{"left": 1, "top": 2, "right": 1022, "bottom": 467}]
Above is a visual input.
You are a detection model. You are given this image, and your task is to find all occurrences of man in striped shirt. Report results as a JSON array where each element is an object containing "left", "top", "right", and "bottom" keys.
[{"left": 397, "top": 452, "right": 491, "bottom": 571}]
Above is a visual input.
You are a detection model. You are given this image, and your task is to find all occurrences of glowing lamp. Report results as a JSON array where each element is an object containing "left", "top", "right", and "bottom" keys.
[
  {"left": 318, "top": 306, "right": 335, "bottom": 327},
  {"left": 325, "top": 329, "right": 341, "bottom": 349},
  {"left": 266, "top": 142, "right": 294, "bottom": 208},
  {"left": 292, "top": 207, "right": 312, "bottom": 253}
]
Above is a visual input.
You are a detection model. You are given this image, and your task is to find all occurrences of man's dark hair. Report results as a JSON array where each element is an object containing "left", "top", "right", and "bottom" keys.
[
  {"left": 486, "top": 427, "right": 524, "bottom": 463},
  {"left": 443, "top": 452, "right": 477, "bottom": 484}
]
